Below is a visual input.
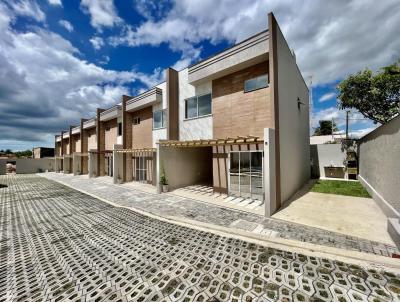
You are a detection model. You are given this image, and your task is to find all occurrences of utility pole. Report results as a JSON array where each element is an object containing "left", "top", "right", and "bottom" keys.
[{"left": 345, "top": 110, "right": 350, "bottom": 139}]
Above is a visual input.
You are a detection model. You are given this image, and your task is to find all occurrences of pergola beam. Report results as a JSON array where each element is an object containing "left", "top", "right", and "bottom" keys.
[{"left": 158, "top": 135, "right": 263, "bottom": 148}]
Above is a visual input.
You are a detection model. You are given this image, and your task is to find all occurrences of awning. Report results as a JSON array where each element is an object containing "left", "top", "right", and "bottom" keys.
[{"left": 158, "top": 136, "right": 263, "bottom": 148}]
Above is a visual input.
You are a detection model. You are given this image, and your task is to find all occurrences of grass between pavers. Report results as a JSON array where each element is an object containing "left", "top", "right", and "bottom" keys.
[{"left": 311, "top": 179, "right": 371, "bottom": 198}]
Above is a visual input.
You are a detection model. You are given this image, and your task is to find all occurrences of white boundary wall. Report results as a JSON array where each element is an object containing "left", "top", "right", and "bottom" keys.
[{"left": 0, "top": 158, "right": 54, "bottom": 174}]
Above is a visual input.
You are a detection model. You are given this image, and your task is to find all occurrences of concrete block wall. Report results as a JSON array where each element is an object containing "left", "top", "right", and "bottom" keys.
[
  {"left": 358, "top": 115, "right": 400, "bottom": 218},
  {"left": 0, "top": 158, "right": 54, "bottom": 174}
]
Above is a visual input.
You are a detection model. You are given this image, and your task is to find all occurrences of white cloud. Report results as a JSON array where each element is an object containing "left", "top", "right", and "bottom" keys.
[
  {"left": 80, "top": 0, "right": 121, "bottom": 31},
  {"left": 98, "top": 55, "right": 110, "bottom": 65},
  {"left": 0, "top": 2, "right": 161, "bottom": 147},
  {"left": 48, "top": 0, "right": 62, "bottom": 6},
  {"left": 113, "top": 0, "right": 400, "bottom": 83},
  {"left": 89, "top": 36, "right": 104, "bottom": 50},
  {"left": 59, "top": 19, "right": 73, "bottom": 32},
  {"left": 319, "top": 92, "right": 336, "bottom": 103},
  {"left": 5, "top": 0, "right": 45, "bottom": 22}
]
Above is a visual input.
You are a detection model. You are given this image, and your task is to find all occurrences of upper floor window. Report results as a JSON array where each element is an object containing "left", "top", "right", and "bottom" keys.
[
  {"left": 118, "top": 123, "right": 122, "bottom": 136},
  {"left": 185, "top": 93, "right": 212, "bottom": 119},
  {"left": 133, "top": 117, "right": 140, "bottom": 125},
  {"left": 244, "top": 74, "right": 268, "bottom": 92},
  {"left": 153, "top": 109, "right": 166, "bottom": 129}
]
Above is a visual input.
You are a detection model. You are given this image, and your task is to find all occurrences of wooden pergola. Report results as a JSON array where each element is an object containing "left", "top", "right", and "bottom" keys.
[
  {"left": 115, "top": 148, "right": 156, "bottom": 156},
  {"left": 88, "top": 150, "right": 113, "bottom": 154},
  {"left": 72, "top": 153, "right": 88, "bottom": 157},
  {"left": 158, "top": 135, "right": 263, "bottom": 148}
]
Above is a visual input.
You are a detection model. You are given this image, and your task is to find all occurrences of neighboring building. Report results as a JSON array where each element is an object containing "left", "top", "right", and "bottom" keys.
[
  {"left": 54, "top": 12, "right": 310, "bottom": 216},
  {"left": 32, "top": 147, "right": 54, "bottom": 158},
  {"left": 310, "top": 134, "right": 344, "bottom": 145}
]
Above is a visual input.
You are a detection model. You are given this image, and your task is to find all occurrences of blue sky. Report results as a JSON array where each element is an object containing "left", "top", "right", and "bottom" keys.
[{"left": 0, "top": 0, "right": 399, "bottom": 150}]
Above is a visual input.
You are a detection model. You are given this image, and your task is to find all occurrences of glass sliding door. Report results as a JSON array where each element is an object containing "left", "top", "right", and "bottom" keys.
[
  {"left": 229, "top": 152, "right": 240, "bottom": 197},
  {"left": 135, "top": 157, "right": 147, "bottom": 183},
  {"left": 229, "top": 151, "right": 263, "bottom": 201},
  {"left": 239, "top": 152, "right": 251, "bottom": 198}
]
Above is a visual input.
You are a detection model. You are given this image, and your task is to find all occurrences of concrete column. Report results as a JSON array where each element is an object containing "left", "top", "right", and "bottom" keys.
[
  {"left": 122, "top": 95, "right": 133, "bottom": 183},
  {"left": 60, "top": 131, "right": 64, "bottom": 171},
  {"left": 96, "top": 108, "right": 105, "bottom": 177},
  {"left": 73, "top": 153, "right": 82, "bottom": 175},
  {"left": 69, "top": 126, "right": 74, "bottom": 174},
  {"left": 264, "top": 128, "right": 277, "bottom": 217},
  {"left": 166, "top": 68, "right": 179, "bottom": 140},
  {"left": 113, "top": 144, "right": 123, "bottom": 184},
  {"left": 63, "top": 155, "right": 70, "bottom": 174},
  {"left": 156, "top": 143, "right": 162, "bottom": 193},
  {"left": 80, "top": 119, "right": 88, "bottom": 175},
  {"left": 88, "top": 151, "right": 97, "bottom": 178}
]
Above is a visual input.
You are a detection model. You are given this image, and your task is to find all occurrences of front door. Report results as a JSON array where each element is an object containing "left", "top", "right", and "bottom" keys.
[{"left": 229, "top": 151, "right": 263, "bottom": 201}]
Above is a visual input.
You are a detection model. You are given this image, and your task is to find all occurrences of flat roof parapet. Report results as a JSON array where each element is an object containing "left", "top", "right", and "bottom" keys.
[
  {"left": 100, "top": 105, "right": 121, "bottom": 121},
  {"left": 188, "top": 30, "right": 269, "bottom": 84},
  {"left": 83, "top": 118, "right": 96, "bottom": 129},
  {"left": 126, "top": 87, "right": 162, "bottom": 112}
]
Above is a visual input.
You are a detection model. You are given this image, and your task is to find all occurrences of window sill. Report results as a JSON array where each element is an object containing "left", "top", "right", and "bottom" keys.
[
  {"left": 183, "top": 114, "right": 213, "bottom": 122},
  {"left": 244, "top": 85, "right": 269, "bottom": 93},
  {"left": 153, "top": 126, "right": 166, "bottom": 131}
]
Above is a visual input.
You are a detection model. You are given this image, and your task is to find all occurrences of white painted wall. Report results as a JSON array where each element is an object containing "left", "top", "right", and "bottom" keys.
[
  {"left": 0, "top": 158, "right": 54, "bottom": 174},
  {"left": 178, "top": 68, "right": 213, "bottom": 141},
  {"left": 276, "top": 25, "right": 310, "bottom": 203},
  {"left": 158, "top": 146, "right": 213, "bottom": 190},
  {"left": 152, "top": 82, "right": 168, "bottom": 146},
  {"left": 310, "top": 144, "right": 346, "bottom": 178}
]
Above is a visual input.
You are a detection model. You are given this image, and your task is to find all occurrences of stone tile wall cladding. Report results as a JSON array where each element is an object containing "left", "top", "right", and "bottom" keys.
[
  {"left": 81, "top": 128, "right": 89, "bottom": 174},
  {"left": 63, "top": 139, "right": 69, "bottom": 155},
  {"left": 55, "top": 142, "right": 61, "bottom": 157},
  {"left": 104, "top": 119, "right": 118, "bottom": 151},
  {"left": 2, "top": 174, "right": 400, "bottom": 302},
  {"left": 123, "top": 103, "right": 133, "bottom": 182},
  {"left": 212, "top": 61, "right": 272, "bottom": 138},
  {"left": 131, "top": 107, "right": 153, "bottom": 149},
  {"left": 86, "top": 128, "right": 96, "bottom": 151}
]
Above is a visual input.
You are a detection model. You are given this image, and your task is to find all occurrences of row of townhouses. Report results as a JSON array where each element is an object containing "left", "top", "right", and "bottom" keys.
[{"left": 54, "top": 13, "right": 310, "bottom": 217}]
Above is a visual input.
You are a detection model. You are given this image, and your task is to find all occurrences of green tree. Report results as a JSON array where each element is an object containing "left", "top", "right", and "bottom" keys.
[
  {"left": 337, "top": 60, "right": 400, "bottom": 124},
  {"left": 314, "top": 120, "right": 338, "bottom": 135}
]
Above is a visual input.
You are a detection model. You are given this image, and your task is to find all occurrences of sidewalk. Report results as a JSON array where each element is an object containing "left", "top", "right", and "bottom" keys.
[{"left": 40, "top": 172, "right": 399, "bottom": 260}]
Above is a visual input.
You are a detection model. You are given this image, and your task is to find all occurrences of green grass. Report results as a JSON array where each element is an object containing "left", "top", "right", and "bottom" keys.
[{"left": 310, "top": 180, "right": 371, "bottom": 198}]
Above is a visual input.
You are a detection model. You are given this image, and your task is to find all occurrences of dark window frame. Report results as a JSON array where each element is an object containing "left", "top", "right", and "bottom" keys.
[
  {"left": 118, "top": 123, "right": 122, "bottom": 136},
  {"left": 184, "top": 93, "right": 212, "bottom": 119},
  {"left": 133, "top": 117, "right": 141, "bottom": 125},
  {"left": 244, "top": 74, "right": 269, "bottom": 93},
  {"left": 153, "top": 109, "right": 166, "bottom": 129}
]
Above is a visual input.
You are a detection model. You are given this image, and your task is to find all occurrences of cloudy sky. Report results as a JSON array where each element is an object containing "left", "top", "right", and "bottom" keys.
[{"left": 0, "top": 0, "right": 399, "bottom": 150}]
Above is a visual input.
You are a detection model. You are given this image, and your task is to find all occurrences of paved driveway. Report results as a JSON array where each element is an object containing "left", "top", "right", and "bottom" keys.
[{"left": 1, "top": 175, "right": 400, "bottom": 301}]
